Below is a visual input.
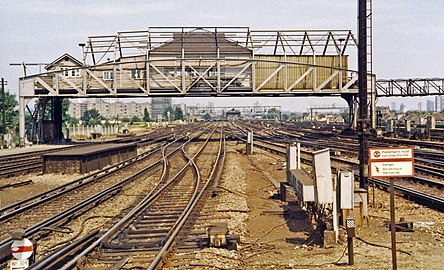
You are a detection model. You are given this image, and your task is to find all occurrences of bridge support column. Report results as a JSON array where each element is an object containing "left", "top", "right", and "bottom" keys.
[
  {"left": 53, "top": 97, "right": 64, "bottom": 143},
  {"left": 341, "top": 94, "right": 358, "bottom": 129}
]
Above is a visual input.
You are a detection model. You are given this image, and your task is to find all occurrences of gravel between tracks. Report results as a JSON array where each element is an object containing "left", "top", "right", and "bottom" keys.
[{"left": 166, "top": 142, "right": 444, "bottom": 270}]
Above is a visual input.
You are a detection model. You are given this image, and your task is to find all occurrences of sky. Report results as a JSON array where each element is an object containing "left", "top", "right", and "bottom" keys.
[{"left": 1, "top": 0, "right": 443, "bottom": 112}]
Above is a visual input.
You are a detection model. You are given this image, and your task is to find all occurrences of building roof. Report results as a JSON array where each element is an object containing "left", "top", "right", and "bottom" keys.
[
  {"left": 45, "top": 53, "right": 82, "bottom": 70},
  {"left": 150, "top": 31, "right": 252, "bottom": 55},
  {"left": 432, "top": 112, "right": 444, "bottom": 121}
]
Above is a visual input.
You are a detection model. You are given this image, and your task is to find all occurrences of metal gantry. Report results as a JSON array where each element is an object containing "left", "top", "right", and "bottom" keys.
[{"left": 376, "top": 78, "right": 444, "bottom": 97}]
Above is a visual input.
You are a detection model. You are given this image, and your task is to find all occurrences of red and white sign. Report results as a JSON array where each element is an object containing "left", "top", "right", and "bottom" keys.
[
  {"left": 369, "top": 147, "right": 414, "bottom": 178},
  {"left": 10, "top": 238, "right": 33, "bottom": 260},
  {"left": 369, "top": 148, "right": 413, "bottom": 160}
]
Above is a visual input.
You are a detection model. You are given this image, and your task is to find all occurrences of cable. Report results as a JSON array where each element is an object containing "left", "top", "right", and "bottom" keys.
[
  {"left": 355, "top": 236, "right": 412, "bottom": 256},
  {"left": 41, "top": 215, "right": 115, "bottom": 255}
]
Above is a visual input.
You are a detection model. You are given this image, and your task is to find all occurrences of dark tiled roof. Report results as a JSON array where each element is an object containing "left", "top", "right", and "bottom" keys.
[
  {"left": 45, "top": 53, "right": 82, "bottom": 69},
  {"left": 150, "top": 32, "right": 251, "bottom": 55}
]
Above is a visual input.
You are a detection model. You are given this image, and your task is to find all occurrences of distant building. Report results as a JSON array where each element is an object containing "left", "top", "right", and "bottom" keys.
[
  {"left": 391, "top": 102, "right": 397, "bottom": 112},
  {"left": 436, "top": 96, "right": 444, "bottom": 112},
  {"left": 400, "top": 103, "right": 406, "bottom": 113},
  {"left": 68, "top": 99, "right": 150, "bottom": 120},
  {"left": 427, "top": 100, "right": 435, "bottom": 112},
  {"left": 151, "top": 97, "right": 172, "bottom": 121},
  {"left": 418, "top": 102, "right": 423, "bottom": 112}
]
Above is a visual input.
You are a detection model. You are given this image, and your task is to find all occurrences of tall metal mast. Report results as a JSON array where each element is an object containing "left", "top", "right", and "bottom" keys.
[{"left": 358, "top": 0, "right": 369, "bottom": 189}]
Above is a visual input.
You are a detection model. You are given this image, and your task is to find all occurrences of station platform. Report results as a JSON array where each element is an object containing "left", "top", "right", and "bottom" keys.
[
  {"left": 43, "top": 143, "right": 137, "bottom": 174},
  {"left": 0, "top": 144, "right": 72, "bottom": 157}
]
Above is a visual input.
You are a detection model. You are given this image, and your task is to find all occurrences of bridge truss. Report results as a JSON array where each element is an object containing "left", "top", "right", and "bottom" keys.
[
  {"left": 376, "top": 78, "right": 444, "bottom": 97},
  {"left": 18, "top": 27, "right": 369, "bottom": 143}
]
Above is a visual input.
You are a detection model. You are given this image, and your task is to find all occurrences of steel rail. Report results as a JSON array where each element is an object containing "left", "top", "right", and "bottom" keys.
[
  {"left": 58, "top": 126, "right": 217, "bottom": 270},
  {"left": 28, "top": 230, "right": 100, "bottom": 270},
  {"left": 230, "top": 125, "right": 444, "bottom": 211},
  {"left": 0, "top": 143, "right": 165, "bottom": 220},
  {"left": 0, "top": 137, "right": 188, "bottom": 261},
  {"left": 148, "top": 127, "right": 225, "bottom": 269},
  {"left": 1, "top": 129, "right": 207, "bottom": 264},
  {"left": 26, "top": 129, "right": 209, "bottom": 269}
]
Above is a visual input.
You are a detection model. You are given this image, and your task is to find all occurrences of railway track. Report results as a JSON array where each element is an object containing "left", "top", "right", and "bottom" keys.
[
  {"left": 0, "top": 145, "right": 83, "bottom": 178},
  {"left": 0, "top": 126, "right": 181, "bottom": 179},
  {"left": 0, "top": 126, "right": 204, "bottom": 263},
  {"left": 28, "top": 125, "right": 226, "bottom": 269},
  {"left": 229, "top": 122, "right": 444, "bottom": 211}
]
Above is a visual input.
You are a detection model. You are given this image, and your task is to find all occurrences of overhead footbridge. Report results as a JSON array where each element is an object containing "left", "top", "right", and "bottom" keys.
[
  {"left": 18, "top": 27, "right": 368, "bottom": 143},
  {"left": 19, "top": 27, "right": 361, "bottom": 98}
]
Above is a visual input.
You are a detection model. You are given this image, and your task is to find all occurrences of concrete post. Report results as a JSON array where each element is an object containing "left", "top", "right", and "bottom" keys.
[
  {"left": 246, "top": 131, "right": 253, "bottom": 155},
  {"left": 19, "top": 96, "right": 26, "bottom": 146},
  {"left": 286, "top": 144, "right": 297, "bottom": 171},
  {"left": 297, "top": 142, "right": 301, "bottom": 169}
]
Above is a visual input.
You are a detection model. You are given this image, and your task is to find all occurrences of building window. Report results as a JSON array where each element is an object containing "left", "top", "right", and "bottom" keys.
[
  {"left": 60, "top": 67, "right": 80, "bottom": 77},
  {"left": 61, "top": 67, "right": 69, "bottom": 77},
  {"left": 130, "top": 69, "right": 142, "bottom": 79},
  {"left": 71, "top": 69, "right": 80, "bottom": 77},
  {"left": 103, "top": 71, "right": 114, "bottom": 81}
]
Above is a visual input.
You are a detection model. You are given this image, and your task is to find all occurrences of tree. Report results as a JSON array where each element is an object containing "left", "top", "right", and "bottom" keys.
[
  {"left": 121, "top": 117, "right": 130, "bottom": 123},
  {"left": 282, "top": 114, "right": 289, "bottom": 121},
  {"left": 203, "top": 113, "right": 211, "bottom": 121},
  {"left": 174, "top": 106, "right": 184, "bottom": 120},
  {"left": 80, "top": 109, "right": 102, "bottom": 126},
  {"left": 0, "top": 91, "right": 18, "bottom": 134},
  {"left": 62, "top": 98, "right": 79, "bottom": 126},
  {"left": 131, "top": 115, "right": 141, "bottom": 123},
  {"left": 266, "top": 108, "right": 280, "bottom": 120},
  {"left": 340, "top": 112, "right": 349, "bottom": 124},
  {"left": 143, "top": 108, "right": 151, "bottom": 122},
  {"left": 163, "top": 106, "right": 175, "bottom": 122},
  {"left": 66, "top": 117, "right": 79, "bottom": 126}
]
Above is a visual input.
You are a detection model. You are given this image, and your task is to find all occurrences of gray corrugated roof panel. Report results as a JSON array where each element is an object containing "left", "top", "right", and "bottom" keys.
[{"left": 43, "top": 143, "right": 136, "bottom": 157}]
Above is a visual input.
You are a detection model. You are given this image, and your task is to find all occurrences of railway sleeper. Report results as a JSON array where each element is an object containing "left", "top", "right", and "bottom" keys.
[
  {"left": 125, "top": 228, "right": 169, "bottom": 235},
  {"left": 123, "top": 232, "right": 167, "bottom": 239},
  {"left": 133, "top": 223, "right": 173, "bottom": 230},
  {"left": 138, "top": 216, "right": 179, "bottom": 222}
]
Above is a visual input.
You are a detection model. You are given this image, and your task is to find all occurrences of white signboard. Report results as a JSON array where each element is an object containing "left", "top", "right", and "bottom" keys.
[
  {"left": 312, "top": 148, "right": 333, "bottom": 204},
  {"left": 369, "top": 148, "right": 413, "bottom": 160},
  {"left": 370, "top": 161, "right": 414, "bottom": 177},
  {"left": 369, "top": 147, "right": 414, "bottom": 178},
  {"left": 339, "top": 171, "right": 354, "bottom": 209},
  {"left": 9, "top": 259, "right": 29, "bottom": 269}
]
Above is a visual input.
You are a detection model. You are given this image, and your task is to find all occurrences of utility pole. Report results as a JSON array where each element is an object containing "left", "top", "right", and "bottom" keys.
[
  {"left": 358, "top": 0, "right": 369, "bottom": 190},
  {"left": 1, "top": 78, "right": 7, "bottom": 138}
]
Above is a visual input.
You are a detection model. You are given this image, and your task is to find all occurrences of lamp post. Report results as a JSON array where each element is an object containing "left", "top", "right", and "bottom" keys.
[
  {"left": 1, "top": 78, "right": 7, "bottom": 139},
  {"left": 78, "top": 43, "right": 86, "bottom": 65}
]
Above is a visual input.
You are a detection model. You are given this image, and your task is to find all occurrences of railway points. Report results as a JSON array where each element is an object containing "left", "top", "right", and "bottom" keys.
[{"left": 0, "top": 120, "right": 442, "bottom": 269}]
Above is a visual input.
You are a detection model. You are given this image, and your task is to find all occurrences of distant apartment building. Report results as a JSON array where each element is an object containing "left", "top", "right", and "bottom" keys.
[
  {"left": 426, "top": 100, "right": 435, "bottom": 112},
  {"left": 151, "top": 97, "right": 172, "bottom": 121},
  {"left": 399, "top": 103, "right": 406, "bottom": 113},
  {"left": 68, "top": 99, "right": 151, "bottom": 120},
  {"left": 391, "top": 102, "right": 397, "bottom": 112},
  {"left": 436, "top": 96, "right": 444, "bottom": 111}
]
